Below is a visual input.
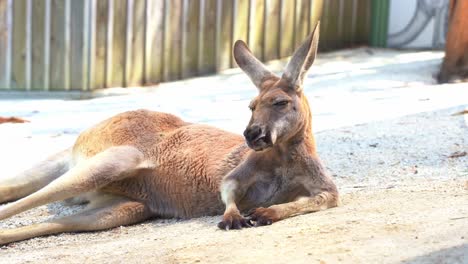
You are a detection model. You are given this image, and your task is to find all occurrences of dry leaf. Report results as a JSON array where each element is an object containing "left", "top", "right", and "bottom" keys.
[
  {"left": 452, "top": 110, "right": 468, "bottom": 116},
  {"left": 0, "top": 116, "right": 30, "bottom": 124},
  {"left": 448, "top": 151, "right": 467, "bottom": 158}
]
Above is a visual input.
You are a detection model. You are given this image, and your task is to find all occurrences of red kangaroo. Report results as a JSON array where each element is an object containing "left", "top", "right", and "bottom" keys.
[{"left": 0, "top": 22, "right": 339, "bottom": 244}]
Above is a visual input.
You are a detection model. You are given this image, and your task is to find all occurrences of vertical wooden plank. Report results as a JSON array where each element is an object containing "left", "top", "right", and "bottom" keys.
[
  {"left": 233, "top": 0, "right": 249, "bottom": 43},
  {"left": 124, "top": 0, "right": 132, "bottom": 86},
  {"left": 336, "top": 0, "right": 345, "bottom": 48},
  {"left": 12, "top": 0, "right": 26, "bottom": 89},
  {"left": 198, "top": 0, "right": 217, "bottom": 74},
  {"left": 0, "top": 0, "right": 5, "bottom": 88},
  {"left": 25, "top": 0, "right": 32, "bottom": 90},
  {"left": 63, "top": 0, "right": 71, "bottom": 90},
  {"left": 163, "top": 0, "right": 182, "bottom": 81},
  {"left": 145, "top": 0, "right": 164, "bottom": 84},
  {"left": 280, "top": 0, "right": 295, "bottom": 58},
  {"left": 43, "top": 0, "right": 51, "bottom": 90},
  {"left": 88, "top": 0, "right": 96, "bottom": 90},
  {"left": 49, "top": 0, "right": 66, "bottom": 90},
  {"left": 324, "top": 0, "right": 340, "bottom": 50},
  {"left": 0, "top": 0, "right": 10, "bottom": 89},
  {"left": 264, "top": 0, "right": 280, "bottom": 61},
  {"left": 109, "top": 0, "right": 126, "bottom": 87},
  {"left": 356, "top": 0, "right": 370, "bottom": 44},
  {"left": 294, "top": 0, "right": 310, "bottom": 48},
  {"left": 310, "top": 0, "right": 324, "bottom": 36},
  {"left": 216, "top": 0, "right": 233, "bottom": 71},
  {"left": 249, "top": 0, "right": 265, "bottom": 61},
  {"left": 348, "top": 0, "right": 358, "bottom": 45},
  {"left": 70, "top": 0, "right": 85, "bottom": 90},
  {"left": 319, "top": 0, "right": 330, "bottom": 50},
  {"left": 232, "top": 0, "right": 249, "bottom": 67},
  {"left": 126, "top": 0, "right": 145, "bottom": 86},
  {"left": 182, "top": 0, "right": 200, "bottom": 78},
  {"left": 105, "top": 0, "right": 113, "bottom": 88},
  {"left": 89, "top": 0, "right": 108, "bottom": 90},
  {"left": 31, "top": 0, "right": 45, "bottom": 90}
]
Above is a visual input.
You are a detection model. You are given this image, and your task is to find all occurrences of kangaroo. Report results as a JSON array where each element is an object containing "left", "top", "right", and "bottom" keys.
[{"left": 0, "top": 22, "right": 339, "bottom": 245}]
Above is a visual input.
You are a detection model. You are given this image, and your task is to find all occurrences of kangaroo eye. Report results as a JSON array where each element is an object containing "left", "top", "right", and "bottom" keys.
[{"left": 273, "top": 100, "right": 288, "bottom": 106}]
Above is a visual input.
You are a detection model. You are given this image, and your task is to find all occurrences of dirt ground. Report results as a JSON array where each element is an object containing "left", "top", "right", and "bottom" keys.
[
  {"left": 0, "top": 180, "right": 466, "bottom": 264},
  {"left": 0, "top": 107, "right": 467, "bottom": 264}
]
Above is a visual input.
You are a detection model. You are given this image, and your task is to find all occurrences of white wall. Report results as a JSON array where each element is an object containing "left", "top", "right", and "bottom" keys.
[{"left": 387, "top": 0, "right": 448, "bottom": 49}]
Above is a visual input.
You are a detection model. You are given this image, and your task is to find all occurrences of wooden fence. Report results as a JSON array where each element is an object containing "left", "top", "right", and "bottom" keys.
[{"left": 0, "top": 0, "right": 371, "bottom": 91}]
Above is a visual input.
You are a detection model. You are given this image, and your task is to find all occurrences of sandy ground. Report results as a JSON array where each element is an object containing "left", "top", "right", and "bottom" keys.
[{"left": 0, "top": 48, "right": 467, "bottom": 263}]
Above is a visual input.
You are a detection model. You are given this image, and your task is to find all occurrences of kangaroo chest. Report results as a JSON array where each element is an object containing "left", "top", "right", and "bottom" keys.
[{"left": 238, "top": 168, "right": 310, "bottom": 211}]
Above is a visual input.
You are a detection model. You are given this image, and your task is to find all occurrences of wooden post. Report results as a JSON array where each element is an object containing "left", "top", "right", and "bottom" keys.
[{"left": 438, "top": 0, "right": 468, "bottom": 83}]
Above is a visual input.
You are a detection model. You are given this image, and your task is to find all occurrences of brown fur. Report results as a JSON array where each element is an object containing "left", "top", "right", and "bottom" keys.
[{"left": 0, "top": 22, "right": 339, "bottom": 243}]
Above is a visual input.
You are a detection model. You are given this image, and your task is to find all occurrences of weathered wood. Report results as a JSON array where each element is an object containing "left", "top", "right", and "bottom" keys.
[
  {"left": 12, "top": 0, "right": 27, "bottom": 89},
  {"left": 355, "top": 0, "right": 370, "bottom": 44},
  {"left": 324, "top": 0, "right": 340, "bottom": 50},
  {"left": 70, "top": 0, "right": 86, "bottom": 90},
  {"left": 182, "top": 0, "right": 200, "bottom": 78},
  {"left": 438, "top": 0, "right": 468, "bottom": 83},
  {"left": 49, "top": 0, "right": 66, "bottom": 90},
  {"left": 280, "top": 0, "right": 295, "bottom": 58},
  {"left": 198, "top": 0, "right": 217, "bottom": 75},
  {"left": 294, "top": 0, "right": 310, "bottom": 49},
  {"left": 0, "top": 0, "right": 10, "bottom": 89},
  {"left": 89, "top": 0, "right": 108, "bottom": 90},
  {"left": 25, "top": 0, "right": 32, "bottom": 90},
  {"left": 217, "top": 0, "right": 233, "bottom": 71},
  {"left": 309, "top": 0, "right": 324, "bottom": 50},
  {"left": 145, "top": 0, "right": 164, "bottom": 84},
  {"left": 31, "top": 0, "right": 46, "bottom": 90},
  {"left": 109, "top": 0, "right": 127, "bottom": 87},
  {"left": 43, "top": 0, "right": 51, "bottom": 90},
  {"left": 3, "top": 0, "right": 372, "bottom": 91},
  {"left": 63, "top": 0, "right": 71, "bottom": 90},
  {"left": 231, "top": 0, "right": 249, "bottom": 68},
  {"left": 342, "top": 0, "right": 355, "bottom": 46},
  {"left": 318, "top": 0, "right": 329, "bottom": 49},
  {"left": 249, "top": 0, "right": 265, "bottom": 61},
  {"left": 163, "top": 0, "right": 182, "bottom": 81},
  {"left": 127, "top": 0, "right": 145, "bottom": 86},
  {"left": 336, "top": 0, "right": 345, "bottom": 47},
  {"left": 310, "top": 0, "right": 324, "bottom": 34},
  {"left": 264, "top": 0, "right": 280, "bottom": 61}
]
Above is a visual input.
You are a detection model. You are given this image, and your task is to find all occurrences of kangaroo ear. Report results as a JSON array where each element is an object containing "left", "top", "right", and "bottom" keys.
[
  {"left": 233, "top": 40, "right": 276, "bottom": 89},
  {"left": 282, "top": 21, "right": 320, "bottom": 90}
]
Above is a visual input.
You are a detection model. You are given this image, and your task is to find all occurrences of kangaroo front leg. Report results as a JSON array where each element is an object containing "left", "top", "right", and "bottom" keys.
[
  {"left": 218, "top": 157, "right": 259, "bottom": 230},
  {"left": 247, "top": 191, "right": 340, "bottom": 226},
  {"left": 0, "top": 197, "right": 151, "bottom": 245},
  {"left": 0, "top": 146, "right": 147, "bottom": 221},
  {"left": 218, "top": 179, "right": 252, "bottom": 230}
]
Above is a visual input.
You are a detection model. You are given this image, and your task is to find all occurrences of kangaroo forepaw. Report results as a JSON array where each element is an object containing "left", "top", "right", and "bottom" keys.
[
  {"left": 217, "top": 211, "right": 252, "bottom": 231},
  {"left": 246, "top": 207, "right": 280, "bottom": 226}
]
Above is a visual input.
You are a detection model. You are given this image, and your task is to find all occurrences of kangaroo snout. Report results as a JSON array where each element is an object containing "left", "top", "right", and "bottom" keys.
[
  {"left": 243, "top": 125, "right": 272, "bottom": 151},
  {"left": 243, "top": 125, "right": 263, "bottom": 142}
]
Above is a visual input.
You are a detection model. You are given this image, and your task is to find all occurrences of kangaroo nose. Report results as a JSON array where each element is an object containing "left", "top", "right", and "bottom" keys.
[{"left": 244, "top": 125, "right": 262, "bottom": 142}]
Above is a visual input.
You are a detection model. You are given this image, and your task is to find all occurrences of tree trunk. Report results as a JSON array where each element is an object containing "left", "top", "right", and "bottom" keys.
[{"left": 437, "top": 0, "right": 468, "bottom": 83}]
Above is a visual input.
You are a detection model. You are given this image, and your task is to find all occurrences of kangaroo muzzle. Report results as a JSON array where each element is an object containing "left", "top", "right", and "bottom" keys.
[{"left": 243, "top": 125, "right": 272, "bottom": 151}]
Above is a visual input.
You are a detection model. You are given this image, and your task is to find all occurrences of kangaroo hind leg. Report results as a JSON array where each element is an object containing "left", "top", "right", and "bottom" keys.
[
  {"left": 0, "top": 196, "right": 152, "bottom": 245},
  {"left": 0, "top": 146, "right": 148, "bottom": 221},
  {"left": 0, "top": 148, "right": 71, "bottom": 204}
]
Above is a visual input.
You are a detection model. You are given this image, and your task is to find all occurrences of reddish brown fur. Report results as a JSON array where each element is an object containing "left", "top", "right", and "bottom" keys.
[{"left": 0, "top": 22, "right": 339, "bottom": 244}]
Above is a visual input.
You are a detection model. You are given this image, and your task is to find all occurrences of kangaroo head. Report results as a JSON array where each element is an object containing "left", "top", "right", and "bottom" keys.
[{"left": 234, "top": 23, "right": 320, "bottom": 151}]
